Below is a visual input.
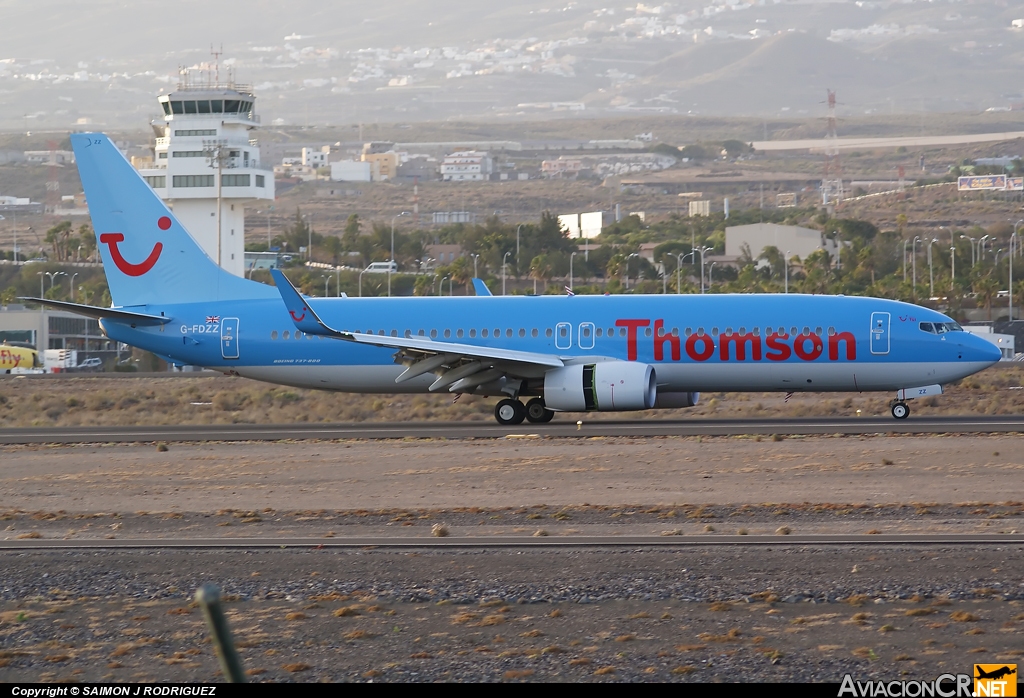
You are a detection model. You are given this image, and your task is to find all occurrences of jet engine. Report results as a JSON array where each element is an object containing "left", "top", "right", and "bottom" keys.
[
  {"left": 543, "top": 362, "right": 656, "bottom": 412},
  {"left": 654, "top": 391, "right": 700, "bottom": 409}
]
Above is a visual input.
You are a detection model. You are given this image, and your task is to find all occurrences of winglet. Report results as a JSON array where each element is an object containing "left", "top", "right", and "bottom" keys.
[
  {"left": 471, "top": 278, "right": 493, "bottom": 296},
  {"left": 270, "top": 269, "right": 345, "bottom": 337}
]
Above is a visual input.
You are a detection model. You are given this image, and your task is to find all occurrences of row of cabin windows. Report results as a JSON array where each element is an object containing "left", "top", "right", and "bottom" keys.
[
  {"left": 268, "top": 326, "right": 840, "bottom": 341},
  {"left": 162, "top": 99, "right": 254, "bottom": 116}
]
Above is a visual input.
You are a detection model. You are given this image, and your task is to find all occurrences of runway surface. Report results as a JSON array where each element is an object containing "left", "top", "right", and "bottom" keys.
[
  {"left": 2, "top": 533, "right": 1022, "bottom": 550},
  {"left": 3, "top": 414, "right": 1024, "bottom": 444}
]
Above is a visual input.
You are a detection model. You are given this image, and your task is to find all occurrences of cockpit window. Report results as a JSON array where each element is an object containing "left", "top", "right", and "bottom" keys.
[{"left": 921, "top": 321, "right": 963, "bottom": 334}]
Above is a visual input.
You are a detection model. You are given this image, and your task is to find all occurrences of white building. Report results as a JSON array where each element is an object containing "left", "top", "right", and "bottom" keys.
[
  {"left": 302, "top": 146, "right": 331, "bottom": 168},
  {"left": 725, "top": 223, "right": 837, "bottom": 262},
  {"left": 330, "top": 160, "right": 372, "bottom": 182},
  {"left": 440, "top": 151, "right": 493, "bottom": 181},
  {"left": 137, "top": 80, "right": 274, "bottom": 277}
]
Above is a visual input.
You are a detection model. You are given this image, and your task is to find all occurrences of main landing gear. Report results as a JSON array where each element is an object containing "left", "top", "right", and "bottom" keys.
[
  {"left": 494, "top": 397, "right": 555, "bottom": 425},
  {"left": 890, "top": 401, "right": 910, "bottom": 420}
]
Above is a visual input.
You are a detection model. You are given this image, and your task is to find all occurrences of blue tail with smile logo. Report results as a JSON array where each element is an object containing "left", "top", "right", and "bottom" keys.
[{"left": 72, "top": 133, "right": 275, "bottom": 308}]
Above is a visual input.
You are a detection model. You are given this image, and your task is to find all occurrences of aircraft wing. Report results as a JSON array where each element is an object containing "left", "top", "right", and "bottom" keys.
[
  {"left": 270, "top": 270, "right": 563, "bottom": 391},
  {"left": 20, "top": 297, "right": 172, "bottom": 326}
]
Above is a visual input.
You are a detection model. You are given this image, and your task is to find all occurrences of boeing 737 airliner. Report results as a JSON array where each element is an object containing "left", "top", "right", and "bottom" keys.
[{"left": 29, "top": 134, "right": 1001, "bottom": 425}]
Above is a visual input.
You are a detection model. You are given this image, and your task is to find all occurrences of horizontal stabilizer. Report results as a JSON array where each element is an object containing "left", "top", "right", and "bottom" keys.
[{"left": 19, "top": 297, "right": 172, "bottom": 326}]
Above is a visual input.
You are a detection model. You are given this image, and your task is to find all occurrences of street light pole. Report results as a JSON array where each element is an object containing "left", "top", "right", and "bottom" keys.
[
  {"left": 388, "top": 211, "right": 410, "bottom": 297},
  {"left": 502, "top": 251, "right": 511, "bottom": 295},
  {"left": 515, "top": 224, "right": 523, "bottom": 275},
  {"left": 784, "top": 250, "right": 791, "bottom": 294},
  {"left": 698, "top": 246, "right": 712, "bottom": 294},
  {"left": 471, "top": 253, "right": 479, "bottom": 278},
  {"left": 69, "top": 272, "right": 78, "bottom": 302},
  {"left": 708, "top": 262, "right": 717, "bottom": 289},
  {"left": 676, "top": 252, "right": 692, "bottom": 294},
  {"left": 912, "top": 236, "right": 920, "bottom": 294},
  {"left": 950, "top": 246, "right": 955, "bottom": 285},
  {"left": 928, "top": 238, "right": 937, "bottom": 298},
  {"left": 624, "top": 253, "right": 638, "bottom": 291},
  {"left": 569, "top": 251, "right": 577, "bottom": 292},
  {"left": 358, "top": 269, "right": 366, "bottom": 297},
  {"left": 961, "top": 235, "right": 976, "bottom": 267},
  {"left": 439, "top": 276, "right": 448, "bottom": 296},
  {"left": 322, "top": 275, "right": 330, "bottom": 297}
]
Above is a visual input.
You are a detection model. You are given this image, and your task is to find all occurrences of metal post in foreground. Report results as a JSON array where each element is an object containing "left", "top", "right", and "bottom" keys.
[{"left": 195, "top": 584, "right": 247, "bottom": 683}]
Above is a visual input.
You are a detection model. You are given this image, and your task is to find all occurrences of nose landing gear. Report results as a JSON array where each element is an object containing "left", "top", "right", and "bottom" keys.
[{"left": 890, "top": 401, "right": 910, "bottom": 419}]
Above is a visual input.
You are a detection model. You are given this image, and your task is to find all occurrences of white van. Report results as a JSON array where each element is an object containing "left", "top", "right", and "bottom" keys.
[{"left": 364, "top": 261, "right": 398, "bottom": 273}]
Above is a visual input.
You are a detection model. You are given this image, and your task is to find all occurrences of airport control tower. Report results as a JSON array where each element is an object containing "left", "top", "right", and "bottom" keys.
[{"left": 138, "top": 68, "right": 274, "bottom": 277}]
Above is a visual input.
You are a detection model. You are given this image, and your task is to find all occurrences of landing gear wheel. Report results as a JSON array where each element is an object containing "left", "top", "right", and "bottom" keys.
[
  {"left": 525, "top": 397, "right": 555, "bottom": 424},
  {"left": 495, "top": 398, "right": 526, "bottom": 426},
  {"left": 891, "top": 402, "right": 910, "bottom": 420}
]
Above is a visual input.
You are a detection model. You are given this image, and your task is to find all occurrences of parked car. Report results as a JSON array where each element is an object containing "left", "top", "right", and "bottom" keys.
[
  {"left": 364, "top": 261, "right": 397, "bottom": 273},
  {"left": 77, "top": 357, "right": 103, "bottom": 371}
]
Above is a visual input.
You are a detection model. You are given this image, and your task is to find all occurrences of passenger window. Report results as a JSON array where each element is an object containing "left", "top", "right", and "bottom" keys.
[
  {"left": 283, "top": 330, "right": 290, "bottom": 339},
  {"left": 790, "top": 327, "right": 797, "bottom": 336},
  {"left": 430, "top": 329, "right": 438, "bottom": 339},
  {"left": 815, "top": 327, "right": 822, "bottom": 336},
  {"left": 656, "top": 325, "right": 664, "bottom": 337},
  {"left": 712, "top": 327, "right": 719, "bottom": 336},
  {"left": 596, "top": 328, "right": 603, "bottom": 337},
  {"left": 295, "top": 332, "right": 302, "bottom": 340},
  {"left": 456, "top": 329, "right": 463, "bottom": 338},
  {"left": 685, "top": 327, "right": 692, "bottom": 336},
  {"left": 752, "top": 327, "right": 759, "bottom": 336},
  {"left": 378, "top": 330, "right": 385, "bottom": 336},
  {"left": 827, "top": 327, "right": 836, "bottom": 336},
  {"left": 482, "top": 329, "right": 489, "bottom": 338},
  {"left": 644, "top": 327, "right": 652, "bottom": 337},
  {"left": 418, "top": 329, "right": 425, "bottom": 336},
  {"left": 726, "top": 327, "right": 733, "bottom": 334},
  {"left": 532, "top": 329, "right": 539, "bottom": 338},
  {"left": 546, "top": 328, "right": 553, "bottom": 338},
  {"left": 619, "top": 327, "right": 626, "bottom": 337},
  {"left": 506, "top": 329, "right": 512, "bottom": 338},
  {"left": 470, "top": 329, "right": 477, "bottom": 338},
  {"left": 672, "top": 328, "right": 678, "bottom": 336},
  {"left": 582, "top": 326, "right": 591, "bottom": 338},
  {"left": 494, "top": 328, "right": 500, "bottom": 337},
  {"left": 802, "top": 326, "right": 810, "bottom": 335},
  {"left": 443, "top": 329, "right": 450, "bottom": 338},
  {"left": 519, "top": 328, "right": 526, "bottom": 338},
  {"left": 271, "top": 330, "right": 278, "bottom": 340},
  {"left": 391, "top": 330, "right": 398, "bottom": 337},
  {"left": 405, "top": 330, "right": 412, "bottom": 338},
  {"left": 607, "top": 328, "right": 614, "bottom": 336},
  {"left": 559, "top": 326, "right": 567, "bottom": 338}
]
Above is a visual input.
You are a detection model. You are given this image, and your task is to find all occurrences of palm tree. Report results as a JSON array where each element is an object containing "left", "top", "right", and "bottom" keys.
[
  {"left": 973, "top": 275, "right": 999, "bottom": 321},
  {"left": 529, "top": 254, "right": 554, "bottom": 295}
]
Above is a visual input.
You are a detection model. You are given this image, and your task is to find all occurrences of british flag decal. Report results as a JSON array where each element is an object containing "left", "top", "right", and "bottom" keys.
[{"left": 206, "top": 315, "right": 221, "bottom": 324}]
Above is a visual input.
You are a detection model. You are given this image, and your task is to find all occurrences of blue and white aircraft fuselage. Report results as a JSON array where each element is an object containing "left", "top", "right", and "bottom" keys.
[{"left": 33, "top": 134, "right": 1000, "bottom": 425}]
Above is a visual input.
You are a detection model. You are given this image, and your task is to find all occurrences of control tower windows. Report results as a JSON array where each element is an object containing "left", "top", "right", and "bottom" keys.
[
  {"left": 197, "top": 100, "right": 211, "bottom": 114},
  {"left": 225, "top": 100, "right": 240, "bottom": 113},
  {"left": 211, "top": 100, "right": 223, "bottom": 112},
  {"left": 183, "top": 101, "right": 197, "bottom": 114},
  {"left": 161, "top": 102, "right": 171, "bottom": 116},
  {"left": 170, "top": 102, "right": 184, "bottom": 115}
]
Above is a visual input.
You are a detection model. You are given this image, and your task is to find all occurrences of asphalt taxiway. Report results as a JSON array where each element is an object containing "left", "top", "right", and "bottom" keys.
[{"left": 3, "top": 414, "right": 1024, "bottom": 444}]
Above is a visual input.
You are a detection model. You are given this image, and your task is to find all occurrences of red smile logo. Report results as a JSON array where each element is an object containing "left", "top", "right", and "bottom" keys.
[
  {"left": 290, "top": 309, "right": 308, "bottom": 322},
  {"left": 99, "top": 216, "right": 169, "bottom": 277}
]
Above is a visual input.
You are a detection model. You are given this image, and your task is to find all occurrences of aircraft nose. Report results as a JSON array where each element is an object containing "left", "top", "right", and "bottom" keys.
[{"left": 962, "top": 333, "right": 1002, "bottom": 365}]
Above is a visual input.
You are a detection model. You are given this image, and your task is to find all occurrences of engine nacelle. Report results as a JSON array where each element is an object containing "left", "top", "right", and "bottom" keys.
[
  {"left": 543, "top": 362, "right": 656, "bottom": 412},
  {"left": 654, "top": 391, "right": 700, "bottom": 409}
]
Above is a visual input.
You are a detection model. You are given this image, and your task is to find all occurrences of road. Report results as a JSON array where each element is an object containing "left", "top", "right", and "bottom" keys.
[
  {"left": 1, "top": 533, "right": 1021, "bottom": 551},
  {"left": 752, "top": 131, "right": 1024, "bottom": 151},
  {"left": 3, "top": 414, "right": 1024, "bottom": 444}
]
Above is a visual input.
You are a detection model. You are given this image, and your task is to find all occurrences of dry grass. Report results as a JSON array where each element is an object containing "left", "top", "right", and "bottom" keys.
[
  {"left": 594, "top": 666, "right": 616, "bottom": 675},
  {"left": 479, "top": 614, "right": 506, "bottom": 627},
  {"left": 14, "top": 532, "right": 42, "bottom": 539},
  {"left": 333, "top": 606, "right": 361, "bottom": 618},
  {"left": 504, "top": 669, "right": 535, "bottom": 680},
  {"left": 698, "top": 628, "right": 742, "bottom": 643},
  {"left": 343, "top": 629, "right": 372, "bottom": 640},
  {"left": 950, "top": 611, "right": 979, "bottom": 622},
  {"left": 285, "top": 612, "right": 306, "bottom": 621},
  {"left": 672, "top": 665, "right": 698, "bottom": 675},
  {"left": 520, "top": 629, "right": 544, "bottom": 638},
  {"left": 431, "top": 523, "right": 450, "bottom": 537},
  {"left": 569, "top": 658, "right": 591, "bottom": 666},
  {"left": 905, "top": 608, "right": 936, "bottom": 616},
  {"left": 709, "top": 602, "right": 731, "bottom": 612},
  {"left": 282, "top": 663, "right": 311, "bottom": 673}
]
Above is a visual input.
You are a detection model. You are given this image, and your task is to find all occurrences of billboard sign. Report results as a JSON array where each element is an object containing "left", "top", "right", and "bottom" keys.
[
  {"left": 1007, "top": 177, "right": 1024, "bottom": 191},
  {"left": 958, "top": 175, "right": 1007, "bottom": 191}
]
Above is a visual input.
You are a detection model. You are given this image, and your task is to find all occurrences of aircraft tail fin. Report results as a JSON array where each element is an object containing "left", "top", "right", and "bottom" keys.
[
  {"left": 471, "top": 278, "right": 493, "bottom": 296},
  {"left": 71, "top": 133, "right": 276, "bottom": 307}
]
